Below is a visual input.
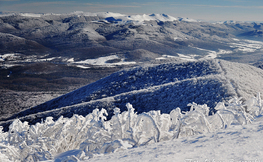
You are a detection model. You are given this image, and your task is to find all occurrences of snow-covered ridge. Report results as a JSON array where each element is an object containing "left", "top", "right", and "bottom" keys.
[
  {"left": 74, "top": 12, "right": 179, "bottom": 25},
  {"left": 0, "top": 11, "right": 189, "bottom": 24},
  {"left": 1, "top": 59, "right": 263, "bottom": 134},
  {"left": 178, "top": 17, "right": 198, "bottom": 22}
]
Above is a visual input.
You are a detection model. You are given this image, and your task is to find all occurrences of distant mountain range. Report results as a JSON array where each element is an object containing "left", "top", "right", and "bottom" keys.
[{"left": 1, "top": 11, "right": 263, "bottom": 63}]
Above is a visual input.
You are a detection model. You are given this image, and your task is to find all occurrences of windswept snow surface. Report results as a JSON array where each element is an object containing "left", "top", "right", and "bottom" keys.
[
  {"left": 0, "top": 94, "right": 262, "bottom": 162},
  {"left": 87, "top": 115, "right": 263, "bottom": 162}
]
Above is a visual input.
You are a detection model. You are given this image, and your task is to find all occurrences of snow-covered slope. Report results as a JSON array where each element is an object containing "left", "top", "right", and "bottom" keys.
[
  {"left": 0, "top": 91, "right": 262, "bottom": 162},
  {"left": 0, "top": 59, "right": 262, "bottom": 161},
  {"left": 1, "top": 59, "right": 262, "bottom": 130},
  {"left": 86, "top": 115, "right": 263, "bottom": 162}
]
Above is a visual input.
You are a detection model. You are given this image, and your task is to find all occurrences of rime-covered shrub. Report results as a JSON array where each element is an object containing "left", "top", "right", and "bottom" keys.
[{"left": 0, "top": 94, "right": 262, "bottom": 161}]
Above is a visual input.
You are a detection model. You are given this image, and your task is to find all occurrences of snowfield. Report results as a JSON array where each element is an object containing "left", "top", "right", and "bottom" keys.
[
  {"left": 86, "top": 115, "right": 263, "bottom": 162},
  {"left": 74, "top": 55, "right": 136, "bottom": 67},
  {"left": 0, "top": 94, "right": 262, "bottom": 162},
  {"left": 230, "top": 39, "right": 263, "bottom": 53}
]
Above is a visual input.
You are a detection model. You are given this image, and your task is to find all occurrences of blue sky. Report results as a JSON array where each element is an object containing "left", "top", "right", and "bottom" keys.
[{"left": 0, "top": 0, "right": 263, "bottom": 21}]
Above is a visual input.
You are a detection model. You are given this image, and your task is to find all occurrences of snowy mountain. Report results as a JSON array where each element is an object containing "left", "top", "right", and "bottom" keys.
[
  {"left": 1, "top": 59, "right": 262, "bottom": 129},
  {"left": 1, "top": 11, "right": 263, "bottom": 126},
  {"left": 1, "top": 11, "right": 263, "bottom": 162},
  {"left": 1, "top": 11, "right": 263, "bottom": 62}
]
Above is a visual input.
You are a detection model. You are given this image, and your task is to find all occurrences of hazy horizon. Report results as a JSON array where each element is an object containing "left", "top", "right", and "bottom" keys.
[{"left": 0, "top": 0, "right": 263, "bottom": 22}]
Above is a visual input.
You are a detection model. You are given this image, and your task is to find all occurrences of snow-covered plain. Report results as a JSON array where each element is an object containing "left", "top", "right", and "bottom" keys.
[
  {"left": 189, "top": 38, "right": 263, "bottom": 60},
  {"left": 74, "top": 55, "right": 136, "bottom": 67},
  {"left": 230, "top": 39, "right": 263, "bottom": 53}
]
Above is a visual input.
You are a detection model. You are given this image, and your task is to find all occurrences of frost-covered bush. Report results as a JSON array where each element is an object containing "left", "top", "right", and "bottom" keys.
[{"left": 0, "top": 94, "right": 262, "bottom": 162}]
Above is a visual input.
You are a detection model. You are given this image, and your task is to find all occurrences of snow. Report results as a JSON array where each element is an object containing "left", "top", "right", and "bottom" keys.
[
  {"left": 0, "top": 11, "right": 178, "bottom": 25},
  {"left": 0, "top": 94, "right": 262, "bottom": 162},
  {"left": 19, "top": 13, "right": 43, "bottom": 17},
  {"left": 0, "top": 59, "right": 262, "bottom": 161},
  {"left": 67, "top": 58, "right": 74, "bottom": 62},
  {"left": 74, "top": 12, "right": 178, "bottom": 25},
  {"left": 95, "top": 12, "right": 127, "bottom": 18},
  {"left": 178, "top": 17, "right": 198, "bottom": 22},
  {"left": 74, "top": 55, "right": 136, "bottom": 67},
  {"left": 190, "top": 39, "right": 263, "bottom": 59},
  {"left": 232, "top": 38, "right": 240, "bottom": 41},
  {"left": 1, "top": 64, "right": 17, "bottom": 68},
  {"left": 5, "top": 59, "right": 262, "bottom": 128},
  {"left": 177, "top": 54, "right": 196, "bottom": 61},
  {"left": 0, "top": 12, "right": 44, "bottom": 17},
  {"left": 74, "top": 55, "right": 118, "bottom": 65},
  {"left": 92, "top": 13, "right": 178, "bottom": 25},
  {"left": 0, "top": 58, "right": 263, "bottom": 162},
  {"left": 0, "top": 52, "right": 135, "bottom": 68},
  {"left": 191, "top": 47, "right": 229, "bottom": 59},
  {"left": 217, "top": 49, "right": 233, "bottom": 55},
  {"left": 81, "top": 26, "right": 106, "bottom": 40},
  {"left": 0, "top": 54, "right": 49, "bottom": 63},
  {"left": 156, "top": 54, "right": 196, "bottom": 61},
  {"left": 230, "top": 39, "right": 263, "bottom": 53},
  {"left": 76, "top": 65, "right": 90, "bottom": 69},
  {"left": 0, "top": 53, "right": 20, "bottom": 60},
  {"left": 155, "top": 55, "right": 177, "bottom": 60},
  {"left": 86, "top": 115, "right": 263, "bottom": 162}
]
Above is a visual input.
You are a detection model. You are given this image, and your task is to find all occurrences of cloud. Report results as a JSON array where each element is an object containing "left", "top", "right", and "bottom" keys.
[
  {"left": 10, "top": 1, "right": 74, "bottom": 7},
  {"left": 84, "top": 3, "right": 141, "bottom": 9},
  {"left": 171, "top": 3, "right": 263, "bottom": 9}
]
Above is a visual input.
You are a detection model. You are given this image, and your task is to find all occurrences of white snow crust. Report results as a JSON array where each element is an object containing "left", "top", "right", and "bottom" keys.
[
  {"left": 87, "top": 113, "right": 263, "bottom": 162},
  {"left": 0, "top": 94, "right": 262, "bottom": 161}
]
